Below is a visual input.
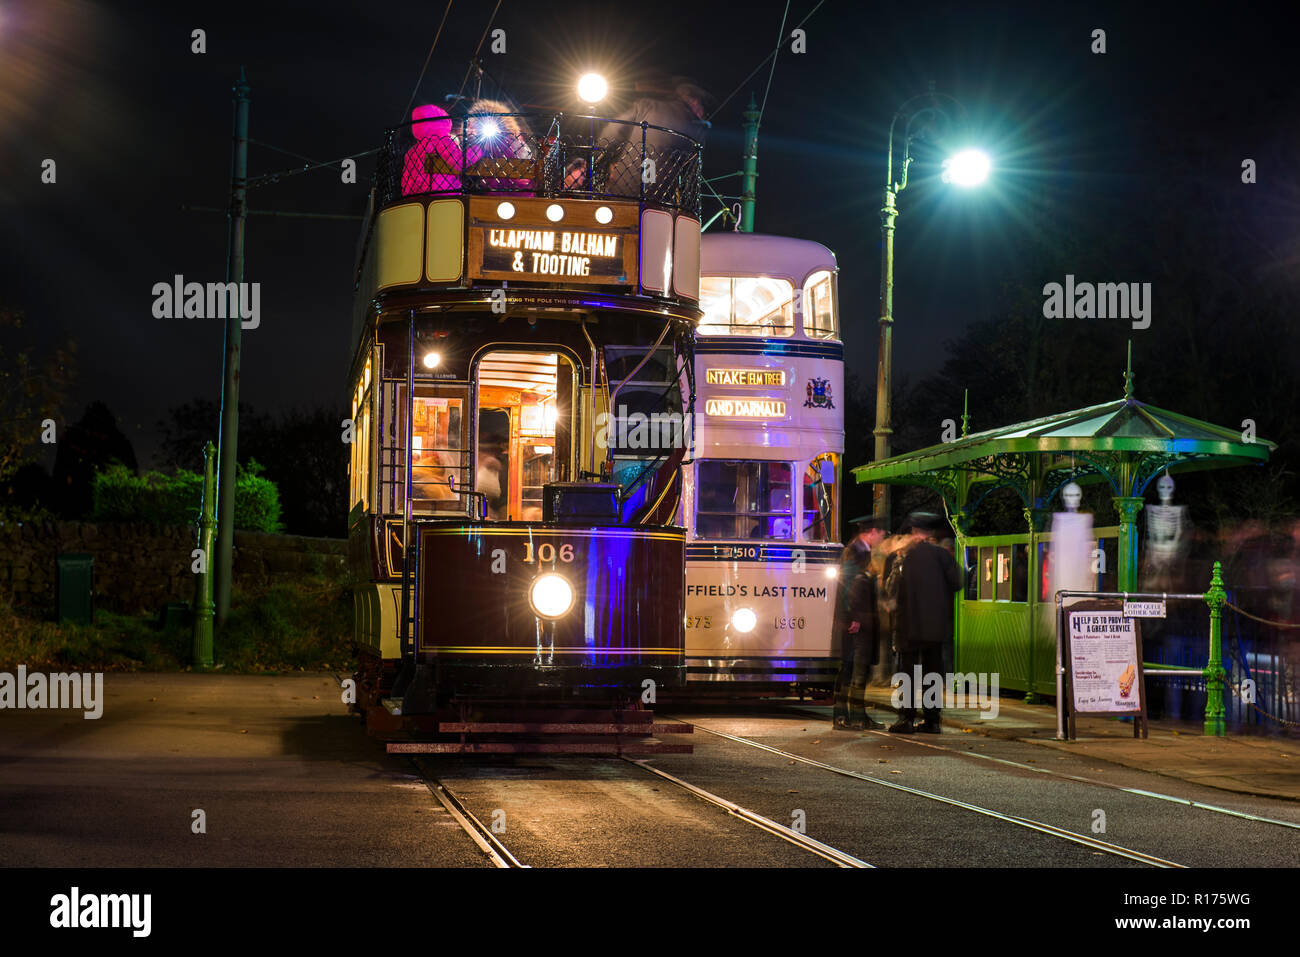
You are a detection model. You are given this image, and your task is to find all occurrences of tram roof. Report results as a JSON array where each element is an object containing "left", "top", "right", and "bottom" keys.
[
  {"left": 851, "top": 375, "right": 1275, "bottom": 509},
  {"left": 701, "top": 233, "right": 837, "bottom": 287}
]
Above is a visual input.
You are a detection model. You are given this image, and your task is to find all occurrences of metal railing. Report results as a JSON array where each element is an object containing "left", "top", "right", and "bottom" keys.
[{"left": 375, "top": 111, "right": 703, "bottom": 216}]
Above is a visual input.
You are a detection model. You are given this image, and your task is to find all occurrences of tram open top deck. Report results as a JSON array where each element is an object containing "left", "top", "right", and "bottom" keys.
[{"left": 350, "top": 109, "right": 705, "bottom": 352}]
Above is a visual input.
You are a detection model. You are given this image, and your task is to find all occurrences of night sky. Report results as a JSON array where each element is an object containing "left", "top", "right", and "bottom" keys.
[{"left": 2, "top": 0, "right": 1295, "bottom": 468}]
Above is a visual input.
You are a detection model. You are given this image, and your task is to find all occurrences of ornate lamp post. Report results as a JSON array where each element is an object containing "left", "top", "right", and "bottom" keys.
[{"left": 873, "top": 89, "right": 989, "bottom": 520}]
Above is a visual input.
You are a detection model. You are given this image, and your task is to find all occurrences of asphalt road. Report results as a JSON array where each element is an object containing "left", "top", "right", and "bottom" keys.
[{"left": 2, "top": 674, "right": 1298, "bottom": 867}]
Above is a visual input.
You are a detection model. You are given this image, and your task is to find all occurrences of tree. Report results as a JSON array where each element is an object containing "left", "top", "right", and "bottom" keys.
[{"left": 51, "top": 402, "right": 138, "bottom": 518}]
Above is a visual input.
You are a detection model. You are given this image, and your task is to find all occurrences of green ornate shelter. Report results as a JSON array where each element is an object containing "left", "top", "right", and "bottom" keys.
[{"left": 851, "top": 359, "right": 1275, "bottom": 697}]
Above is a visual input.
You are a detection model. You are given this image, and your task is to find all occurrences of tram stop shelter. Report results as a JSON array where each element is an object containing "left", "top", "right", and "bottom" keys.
[{"left": 851, "top": 369, "right": 1274, "bottom": 697}]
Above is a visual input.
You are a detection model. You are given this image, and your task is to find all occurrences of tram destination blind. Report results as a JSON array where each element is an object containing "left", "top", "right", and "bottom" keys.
[{"left": 476, "top": 226, "right": 628, "bottom": 284}]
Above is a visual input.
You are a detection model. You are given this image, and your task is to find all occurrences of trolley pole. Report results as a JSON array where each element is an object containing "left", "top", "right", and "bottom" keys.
[
  {"left": 873, "top": 183, "right": 897, "bottom": 520},
  {"left": 1203, "top": 561, "right": 1227, "bottom": 737},
  {"left": 214, "top": 67, "right": 251, "bottom": 625},
  {"left": 192, "top": 441, "right": 216, "bottom": 668},
  {"left": 739, "top": 94, "right": 759, "bottom": 233}
]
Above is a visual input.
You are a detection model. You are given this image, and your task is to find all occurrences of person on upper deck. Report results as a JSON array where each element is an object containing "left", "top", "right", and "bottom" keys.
[
  {"left": 465, "top": 98, "right": 536, "bottom": 194},
  {"left": 401, "top": 104, "right": 462, "bottom": 195},
  {"left": 564, "top": 77, "right": 710, "bottom": 201}
]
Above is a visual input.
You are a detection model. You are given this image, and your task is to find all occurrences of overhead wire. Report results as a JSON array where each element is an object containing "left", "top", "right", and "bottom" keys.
[
  {"left": 399, "top": 0, "right": 456, "bottom": 124},
  {"left": 707, "top": 0, "right": 826, "bottom": 122}
]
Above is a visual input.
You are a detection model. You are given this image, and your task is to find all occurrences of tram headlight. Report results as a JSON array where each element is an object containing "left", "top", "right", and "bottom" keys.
[
  {"left": 824, "top": 566, "right": 838, "bottom": 579},
  {"left": 730, "top": 607, "right": 757, "bottom": 633},
  {"left": 530, "top": 573, "right": 574, "bottom": 619}
]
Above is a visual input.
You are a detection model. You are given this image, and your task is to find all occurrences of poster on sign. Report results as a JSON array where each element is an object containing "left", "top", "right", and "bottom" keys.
[{"left": 1062, "top": 599, "right": 1148, "bottom": 738}]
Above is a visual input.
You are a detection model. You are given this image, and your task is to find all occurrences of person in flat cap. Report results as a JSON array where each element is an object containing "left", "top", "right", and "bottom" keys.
[
  {"left": 885, "top": 511, "right": 963, "bottom": 733},
  {"left": 831, "top": 515, "right": 890, "bottom": 731}
]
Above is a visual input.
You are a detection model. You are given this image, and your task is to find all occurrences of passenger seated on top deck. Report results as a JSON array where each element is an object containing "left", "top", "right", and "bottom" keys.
[
  {"left": 465, "top": 99, "right": 536, "bottom": 195},
  {"left": 402, "top": 104, "right": 462, "bottom": 196}
]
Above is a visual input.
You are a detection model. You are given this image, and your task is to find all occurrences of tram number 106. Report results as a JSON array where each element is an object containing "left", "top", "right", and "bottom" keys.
[
  {"left": 774, "top": 616, "right": 806, "bottom": 630},
  {"left": 522, "top": 542, "right": 576, "bottom": 564}
]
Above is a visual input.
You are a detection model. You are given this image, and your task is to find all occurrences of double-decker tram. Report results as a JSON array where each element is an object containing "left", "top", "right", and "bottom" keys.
[
  {"left": 345, "top": 105, "right": 703, "bottom": 736},
  {"left": 682, "top": 233, "right": 844, "bottom": 690}
]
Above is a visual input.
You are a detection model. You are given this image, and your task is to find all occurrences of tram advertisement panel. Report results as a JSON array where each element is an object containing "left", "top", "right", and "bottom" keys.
[{"left": 684, "top": 544, "right": 840, "bottom": 659}]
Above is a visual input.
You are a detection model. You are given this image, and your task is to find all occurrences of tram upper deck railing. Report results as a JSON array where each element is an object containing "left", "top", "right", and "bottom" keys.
[{"left": 375, "top": 110, "right": 703, "bottom": 217}]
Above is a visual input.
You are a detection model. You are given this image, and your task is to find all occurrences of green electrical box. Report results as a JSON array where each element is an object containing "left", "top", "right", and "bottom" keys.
[{"left": 56, "top": 553, "right": 94, "bottom": 625}]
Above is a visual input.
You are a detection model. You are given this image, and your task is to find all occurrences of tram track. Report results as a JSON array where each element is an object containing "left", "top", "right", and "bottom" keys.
[
  {"left": 411, "top": 757, "right": 528, "bottom": 868},
  {"left": 619, "top": 755, "right": 872, "bottom": 867},
  {"left": 674, "top": 718, "right": 1187, "bottom": 868}
]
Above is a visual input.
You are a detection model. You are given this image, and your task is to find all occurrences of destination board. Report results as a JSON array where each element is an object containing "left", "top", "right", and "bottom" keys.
[
  {"left": 479, "top": 227, "right": 626, "bottom": 281},
  {"left": 705, "top": 368, "right": 786, "bottom": 386}
]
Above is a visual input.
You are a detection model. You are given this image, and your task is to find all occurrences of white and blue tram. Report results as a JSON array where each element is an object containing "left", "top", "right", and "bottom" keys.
[{"left": 682, "top": 233, "right": 844, "bottom": 688}]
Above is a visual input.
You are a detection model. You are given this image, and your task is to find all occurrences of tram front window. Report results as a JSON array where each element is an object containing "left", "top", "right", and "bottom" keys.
[
  {"left": 476, "top": 350, "right": 573, "bottom": 521},
  {"left": 698, "top": 277, "right": 794, "bottom": 337},
  {"left": 695, "top": 460, "right": 793, "bottom": 540},
  {"left": 803, "top": 270, "right": 838, "bottom": 340}
]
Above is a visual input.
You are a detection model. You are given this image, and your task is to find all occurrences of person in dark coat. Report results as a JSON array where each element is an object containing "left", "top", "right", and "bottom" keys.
[
  {"left": 888, "top": 512, "right": 963, "bottom": 734},
  {"left": 832, "top": 516, "right": 889, "bottom": 730}
]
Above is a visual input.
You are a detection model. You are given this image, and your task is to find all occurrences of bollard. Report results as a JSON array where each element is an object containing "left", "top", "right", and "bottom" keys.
[
  {"left": 191, "top": 441, "right": 216, "bottom": 669},
  {"left": 1202, "top": 560, "right": 1226, "bottom": 736}
]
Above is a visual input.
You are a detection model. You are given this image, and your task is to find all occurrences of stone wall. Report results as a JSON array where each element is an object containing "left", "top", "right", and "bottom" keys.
[{"left": 0, "top": 521, "right": 347, "bottom": 616}]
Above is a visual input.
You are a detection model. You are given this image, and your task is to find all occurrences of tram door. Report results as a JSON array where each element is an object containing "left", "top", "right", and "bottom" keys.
[{"left": 475, "top": 351, "right": 575, "bottom": 521}]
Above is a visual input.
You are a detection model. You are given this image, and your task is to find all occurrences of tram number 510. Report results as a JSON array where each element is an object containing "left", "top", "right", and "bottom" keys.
[{"left": 522, "top": 542, "right": 576, "bottom": 564}]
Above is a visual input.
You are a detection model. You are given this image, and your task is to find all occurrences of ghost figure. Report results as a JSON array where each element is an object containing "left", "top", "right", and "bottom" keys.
[
  {"left": 1156, "top": 472, "right": 1175, "bottom": 506},
  {"left": 1050, "top": 481, "right": 1094, "bottom": 604},
  {"left": 1144, "top": 472, "right": 1188, "bottom": 590}
]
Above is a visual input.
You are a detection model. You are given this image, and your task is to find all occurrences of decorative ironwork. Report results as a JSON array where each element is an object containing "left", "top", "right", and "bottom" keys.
[{"left": 375, "top": 111, "right": 702, "bottom": 216}]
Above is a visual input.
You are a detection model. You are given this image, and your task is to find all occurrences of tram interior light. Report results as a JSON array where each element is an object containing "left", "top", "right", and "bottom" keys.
[
  {"left": 423, "top": 351, "right": 441, "bottom": 369},
  {"left": 942, "top": 149, "right": 991, "bottom": 187},
  {"left": 530, "top": 573, "right": 575, "bottom": 619},
  {"left": 731, "top": 608, "right": 757, "bottom": 633},
  {"left": 546, "top": 203, "right": 565, "bottom": 222},
  {"left": 577, "top": 73, "right": 608, "bottom": 104}
]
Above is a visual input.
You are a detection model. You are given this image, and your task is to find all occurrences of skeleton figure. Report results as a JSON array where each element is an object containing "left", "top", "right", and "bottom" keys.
[{"left": 1144, "top": 472, "right": 1188, "bottom": 591}]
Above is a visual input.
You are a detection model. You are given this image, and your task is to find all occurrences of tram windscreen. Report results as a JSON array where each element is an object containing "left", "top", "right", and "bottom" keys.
[
  {"left": 698, "top": 277, "right": 794, "bottom": 337},
  {"left": 603, "top": 345, "right": 684, "bottom": 493},
  {"left": 695, "top": 460, "right": 793, "bottom": 540},
  {"left": 476, "top": 351, "right": 571, "bottom": 521}
]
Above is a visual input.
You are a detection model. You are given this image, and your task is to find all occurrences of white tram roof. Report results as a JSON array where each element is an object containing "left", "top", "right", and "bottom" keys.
[{"left": 700, "top": 233, "right": 837, "bottom": 287}]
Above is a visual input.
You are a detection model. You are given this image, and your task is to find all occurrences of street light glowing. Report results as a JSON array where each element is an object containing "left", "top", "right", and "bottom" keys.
[
  {"left": 577, "top": 73, "right": 608, "bottom": 104},
  {"left": 943, "top": 149, "right": 991, "bottom": 187}
]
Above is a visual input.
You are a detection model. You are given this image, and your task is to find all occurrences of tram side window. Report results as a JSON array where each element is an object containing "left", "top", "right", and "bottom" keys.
[
  {"left": 801, "top": 453, "right": 840, "bottom": 542},
  {"left": 803, "top": 270, "right": 838, "bottom": 340},
  {"left": 381, "top": 386, "right": 467, "bottom": 514},
  {"left": 349, "top": 379, "right": 372, "bottom": 511},
  {"left": 696, "top": 460, "right": 793, "bottom": 540},
  {"left": 698, "top": 277, "right": 794, "bottom": 337}
]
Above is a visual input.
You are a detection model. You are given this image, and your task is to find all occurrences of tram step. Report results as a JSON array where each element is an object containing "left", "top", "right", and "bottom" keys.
[
  {"left": 436, "top": 721, "right": 693, "bottom": 735},
  {"left": 387, "top": 741, "right": 694, "bottom": 754}
]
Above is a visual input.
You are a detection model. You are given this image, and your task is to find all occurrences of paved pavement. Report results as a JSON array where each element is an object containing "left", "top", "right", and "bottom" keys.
[
  {"left": 0, "top": 673, "right": 486, "bottom": 867},
  {"left": 857, "top": 686, "right": 1300, "bottom": 802}
]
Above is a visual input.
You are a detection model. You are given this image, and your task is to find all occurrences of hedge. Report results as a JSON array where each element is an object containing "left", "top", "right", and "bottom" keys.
[{"left": 92, "top": 461, "right": 283, "bottom": 533}]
